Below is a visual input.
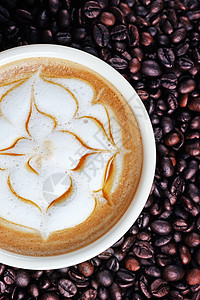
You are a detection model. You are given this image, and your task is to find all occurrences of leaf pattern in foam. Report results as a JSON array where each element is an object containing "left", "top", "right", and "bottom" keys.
[
  {"left": 0, "top": 171, "right": 42, "bottom": 232},
  {"left": 45, "top": 181, "right": 95, "bottom": 234},
  {"left": 0, "top": 119, "right": 22, "bottom": 151},
  {"left": 34, "top": 75, "right": 78, "bottom": 128},
  {"left": 0, "top": 78, "right": 33, "bottom": 136},
  {"left": 41, "top": 77, "right": 113, "bottom": 140}
]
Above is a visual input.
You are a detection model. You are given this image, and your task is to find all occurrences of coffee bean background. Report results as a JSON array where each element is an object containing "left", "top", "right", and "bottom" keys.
[{"left": 0, "top": 0, "right": 200, "bottom": 299}]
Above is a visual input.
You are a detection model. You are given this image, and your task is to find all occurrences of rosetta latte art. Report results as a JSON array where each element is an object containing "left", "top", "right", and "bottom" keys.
[{"left": 0, "top": 72, "right": 124, "bottom": 238}]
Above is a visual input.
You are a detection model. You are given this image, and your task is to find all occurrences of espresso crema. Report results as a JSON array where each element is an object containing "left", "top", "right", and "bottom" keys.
[{"left": 0, "top": 58, "right": 143, "bottom": 256}]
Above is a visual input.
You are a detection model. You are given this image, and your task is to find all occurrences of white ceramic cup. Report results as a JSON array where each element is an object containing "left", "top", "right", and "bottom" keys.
[{"left": 0, "top": 45, "right": 156, "bottom": 270}]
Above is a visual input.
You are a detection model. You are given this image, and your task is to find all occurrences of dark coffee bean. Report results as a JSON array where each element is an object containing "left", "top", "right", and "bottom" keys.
[
  {"left": 125, "top": 256, "right": 140, "bottom": 271},
  {"left": 78, "top": 262, "right": 94, "bottom": 277},
  {"left": 188, "top": 184, "right": 200, "bottom": 204},
  {"left": 28, "top": 283, "right": 39, "bottom": 298},
  {"left": 83, "top": 1, "right": 101, "bottom": 18},
  {"left": 80, "top": 289, "right": 97, "bottom": 300},
  {"left": 171, "top": 28, "right": 187, "bottom": 43},
  {"left": 137, "top": 231, "right": 151, "bottom": 241},
  {"left": 179, "top": 79, "right": 196, "bottom": 93},
  {"left": 111, "top": 25, "right": 127, "bottom": 41},
  {"left": 160, "top": 18, "right": 173, "bottom": 35},
  {"left": 100, "top": 12, "right": 115, "bottom": 26},
  {"left": 58, "top": 279, "right": 77, "bottom": 297},
  {"left": 170, "top": 176, "right": 185, "bottom": 196},
  {"left": 167, "top": 93, "right": 178, "bottom": 113},
  {"left": 4, "top": 269, "right": 16, "bottom": 285},
  {"left": 151, "top": 220, "right": 172, "bottom": 235},
  {"left": 139, "top": 275, "right": 151, "bottom": 299},
  {"left": 93, "top": 24, "right": 109, "bottom": 47},
  {"left": 59, "top": 9, "right": 70, "bottom": 28},
  {"left": 117, "top": 269, "right": 135, "bottom": 283},
  {"left": 110, "top": 6, "right": 125, "bottom": 24},
  {"left": 0, "top": 5, "right": 9, "bottom": 23},
  {"left": 164, "top": 132, "right": 180, "bottom": 146},
  {"left": 190, "top": 116, "right": 200, "bottom": 129},
  {"left": 98, "top": 287, "right": 109, "bottom": 300},
  {"left": 113, "top": 249, "right": 126, "bottom": 261},
  {"left": 41, "top": 292, "right": 59, "bottom": 300},
  {"left": 15, "top": 270, "right": 30, "bottom": 288},
  {"left": 98, "top": 248, "right": 114, "bottom": 259},
  {"left": 43, "top": 30, "right": 53, "bottom": 43},
  {"left": 161, "top": 72, "right": 177, "bottom": 89},
  {"left": 155, "top": 235, "right": 172, "bottom": 247},
  {"left": 109, "top": 282, "right": 122, "bottom": 300},
  {"left": 96, "top": 270, "right": 114, "bottom": 287},
  {"left": 0, "top": 281, "right": 6, "bottom": 294},
  {"left": 141, "top": 60, "right": 161, "bottom": 77},
  {"left": 163, "top": 265, "right": 185, "bottom": 281},
  {"left": 56, "top": 31, "right": 71, "bottom": 45},
  {"left": 48, "top": 0, "right": 60, "bottom": 14},
  {"left": 177, "top": 57, "right": 194, "bottom": 70},
  {"left": 106, "top": 257, "right": 119, "bottom": 272},
  {"left": 186, "top": 269, "right": 200, "bottom": 285},
  {"left": 160, "top": 157, "right": 174, "bottom": 177},
  {"left": 150, "top": 278, "right": 169, "bottom": 298},
  {"left": 161, "top": 117, "right": 174, "bottom": 134},
  {"left": 140, "top": 32, "right": 153, "bottom": 46},
  {"left": 173, "top": 219, "right": 189, "bottom": 231},
  {"left": 179, "top": 245, "right": 191, "bottom": 265},
  {"left": 133, "top": 241, "right": 154, "bottom": 259},
  {"left": 158, "top": 48, "right": 175, "bottom": 68},
  {"left": 129, "top": 58, "right": 141, "bottom": 74},
  {"left": 188, "top": 97, "right": 200, "bottom": 112},
  {"left": 108, "top": 57, "right": 128, "bottom": 70},
  {"left": 145, "top": 266, "right": 161, "bottom": 277},
  {"left": 157, "top": 254, "right": 172, "bottom": 267},
  {"left": 175, "top": 43, "right": 190, "bottom": 57},
  {"left": 161, "top": 242, "right": 177, "bottom": 255},
  {"left": 184, "top": 233, "right": 200, "bottom": 247},
  {"left": 179, "top": 93, "right": 188, "bottom": 107}
]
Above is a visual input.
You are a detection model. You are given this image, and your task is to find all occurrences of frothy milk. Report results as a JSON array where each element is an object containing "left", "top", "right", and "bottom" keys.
[{"left": 0, "top": 58, "right": 142, "bottom": 255}]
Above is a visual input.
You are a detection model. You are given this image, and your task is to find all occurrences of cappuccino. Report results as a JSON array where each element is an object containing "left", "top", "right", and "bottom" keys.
[{"left": 0, "top": 58, "right": 142, "bottom": 256}]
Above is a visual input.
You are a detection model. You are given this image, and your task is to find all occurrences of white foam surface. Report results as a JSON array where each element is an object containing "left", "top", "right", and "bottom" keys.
[{"left": 0, "top": 72, "right": 123, "bottom": 238}]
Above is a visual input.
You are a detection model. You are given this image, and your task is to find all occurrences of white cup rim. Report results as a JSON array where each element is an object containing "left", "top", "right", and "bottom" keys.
[{"left": 0, "top": 45, "right": 156, "bottom": 270}]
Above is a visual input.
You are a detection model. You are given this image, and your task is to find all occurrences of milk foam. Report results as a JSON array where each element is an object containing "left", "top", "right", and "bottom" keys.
[{"left": 0, "top": 72, "right": 123, "bottom": 238}]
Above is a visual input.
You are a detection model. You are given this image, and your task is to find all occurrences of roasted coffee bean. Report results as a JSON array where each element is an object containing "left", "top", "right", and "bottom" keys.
[
  {"left": 100, "top": 12, "right": 115, "bottom": 26},
  {"left": 0, "top": 5, "right": 9, "bottom": 23},
  {"left": 15, "top": 270, "right": 30, "bottom": 287},
  {"left": 80, "top": 289, "right": 97, "bottom": 299},
  {"left": 117, "top": 269, "right": 135, "bottom": 283},
  {"left": 179, "top": 245, "right": 191, "bottom": 265},
  {"left": 184, "top": 233, "right": 200, "bottom": 247},
  {"left": 171, "top": 28, "right": 187, "bottom": 43},
  {"left": 161, "top": 72, "right": 177, "bottom": 89},
  {"left": 186, "top": 269, "right": 200, "bottom": 285},
  {"left": 108, "top": 57, "right": 128, "bottom": 70},
  {"left": 56, "top": 31, "right": 71, "bottom": 45},
  {"left": 110, "top": 6, "right": 125, "bottom": 24},
  {"left": 151, "top": 220, "right": 172, "bottom": 235},
  {"left": 139, "top": 275, "right": 151, "bottom": 298},
  {"left": 125, "top": 256, "right": 140, "bottom": 271},
  {"left": 93, "top": 23, "right": 109, "bottom": 47},
  {"left": 179, "top": 79, "right": 196, "bottom": 93},
  {"left": 141, "top": 60, "right": 161, "bottom": 77},
  {"left": 83, "top": 1, "right": 101, "bottom": 18},
  {"left": 190, "top": 116, "right": 200, "bottom": 129},
  {"left": 58, "top": 279, "right": 77, "bottom": 297},
  {"left": 78, "top": 262, "right": 94, "bottom": 277},
  {"left": 28, "top": 283, "right": 39, "bottom": 297},
  {"left": 59, "top": 9, "right": 70, "bottom": 28},
  {"left": 4, "top": 269, "right": 16, "bottom": 285},
  {"left": 106, "top": 257, "right": 119, "bottom": 272},
  {"left": 145, "top": 266, "right": 161, "bottom": 278},
  {"left": 150, "top": 278, "right": 169, "bottom": 298},
  {"left": 158, "top": 48, "right": 175, "bottom": 68},
  {"left": 111, "top": 25, "right": 127, "bottom": 41},
  {"left": 96, "top": 270, "right": 114, "bottom": 287},
  {"left": 129, "top": 58, "right": 141, "bottom": 74},
  {"left": 160, "top": 157, "right": 174, "bottom": 177},
  {"left": 188, "top": 98, "right": 200, "bottom": 112},
  {"left": 98, "top": 287, "right": 109, "bottom": 300},
  {"left": 41, "top": 292, "right": 59, "bottom": 300},
  {"left": 133, "top": 241, "right": 154, "bottom": 259},
  {"left": 140, "top": 32, "right": 153, "bottom": 46},
  {"left": 163, "top": 265, "right": 185, "bottom": 281},
  {"left": 109, "top": 282, "right": 122, "bottom": 300}
]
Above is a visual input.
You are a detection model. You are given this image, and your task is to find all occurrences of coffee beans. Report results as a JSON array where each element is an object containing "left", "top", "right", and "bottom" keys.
[
  {"left": 150, "top": 278, "right": 169, "bottom": 298},
  {"left": 141, "top": 60, "right": 162, "bottom": 77},
  {"left": 163, "top": 265, "right": 185, "bottom": 281},
  {"left": 58, "top": 279, "right": 77, "bottom": 297}
]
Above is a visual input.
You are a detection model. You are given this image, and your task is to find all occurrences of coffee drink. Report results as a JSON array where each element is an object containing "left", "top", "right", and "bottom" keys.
[{"left": 0, "top": 57, "right": 142, "bottom": 256}]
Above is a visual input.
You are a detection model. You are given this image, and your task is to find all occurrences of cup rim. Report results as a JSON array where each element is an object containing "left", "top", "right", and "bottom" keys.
[{"left": 0, "top": 45, "right": 156, "bottom": 270}]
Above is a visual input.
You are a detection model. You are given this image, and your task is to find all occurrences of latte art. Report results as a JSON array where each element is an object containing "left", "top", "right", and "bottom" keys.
[{"left": 0, "top": 58, "right": 142, "bottom": 256}]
